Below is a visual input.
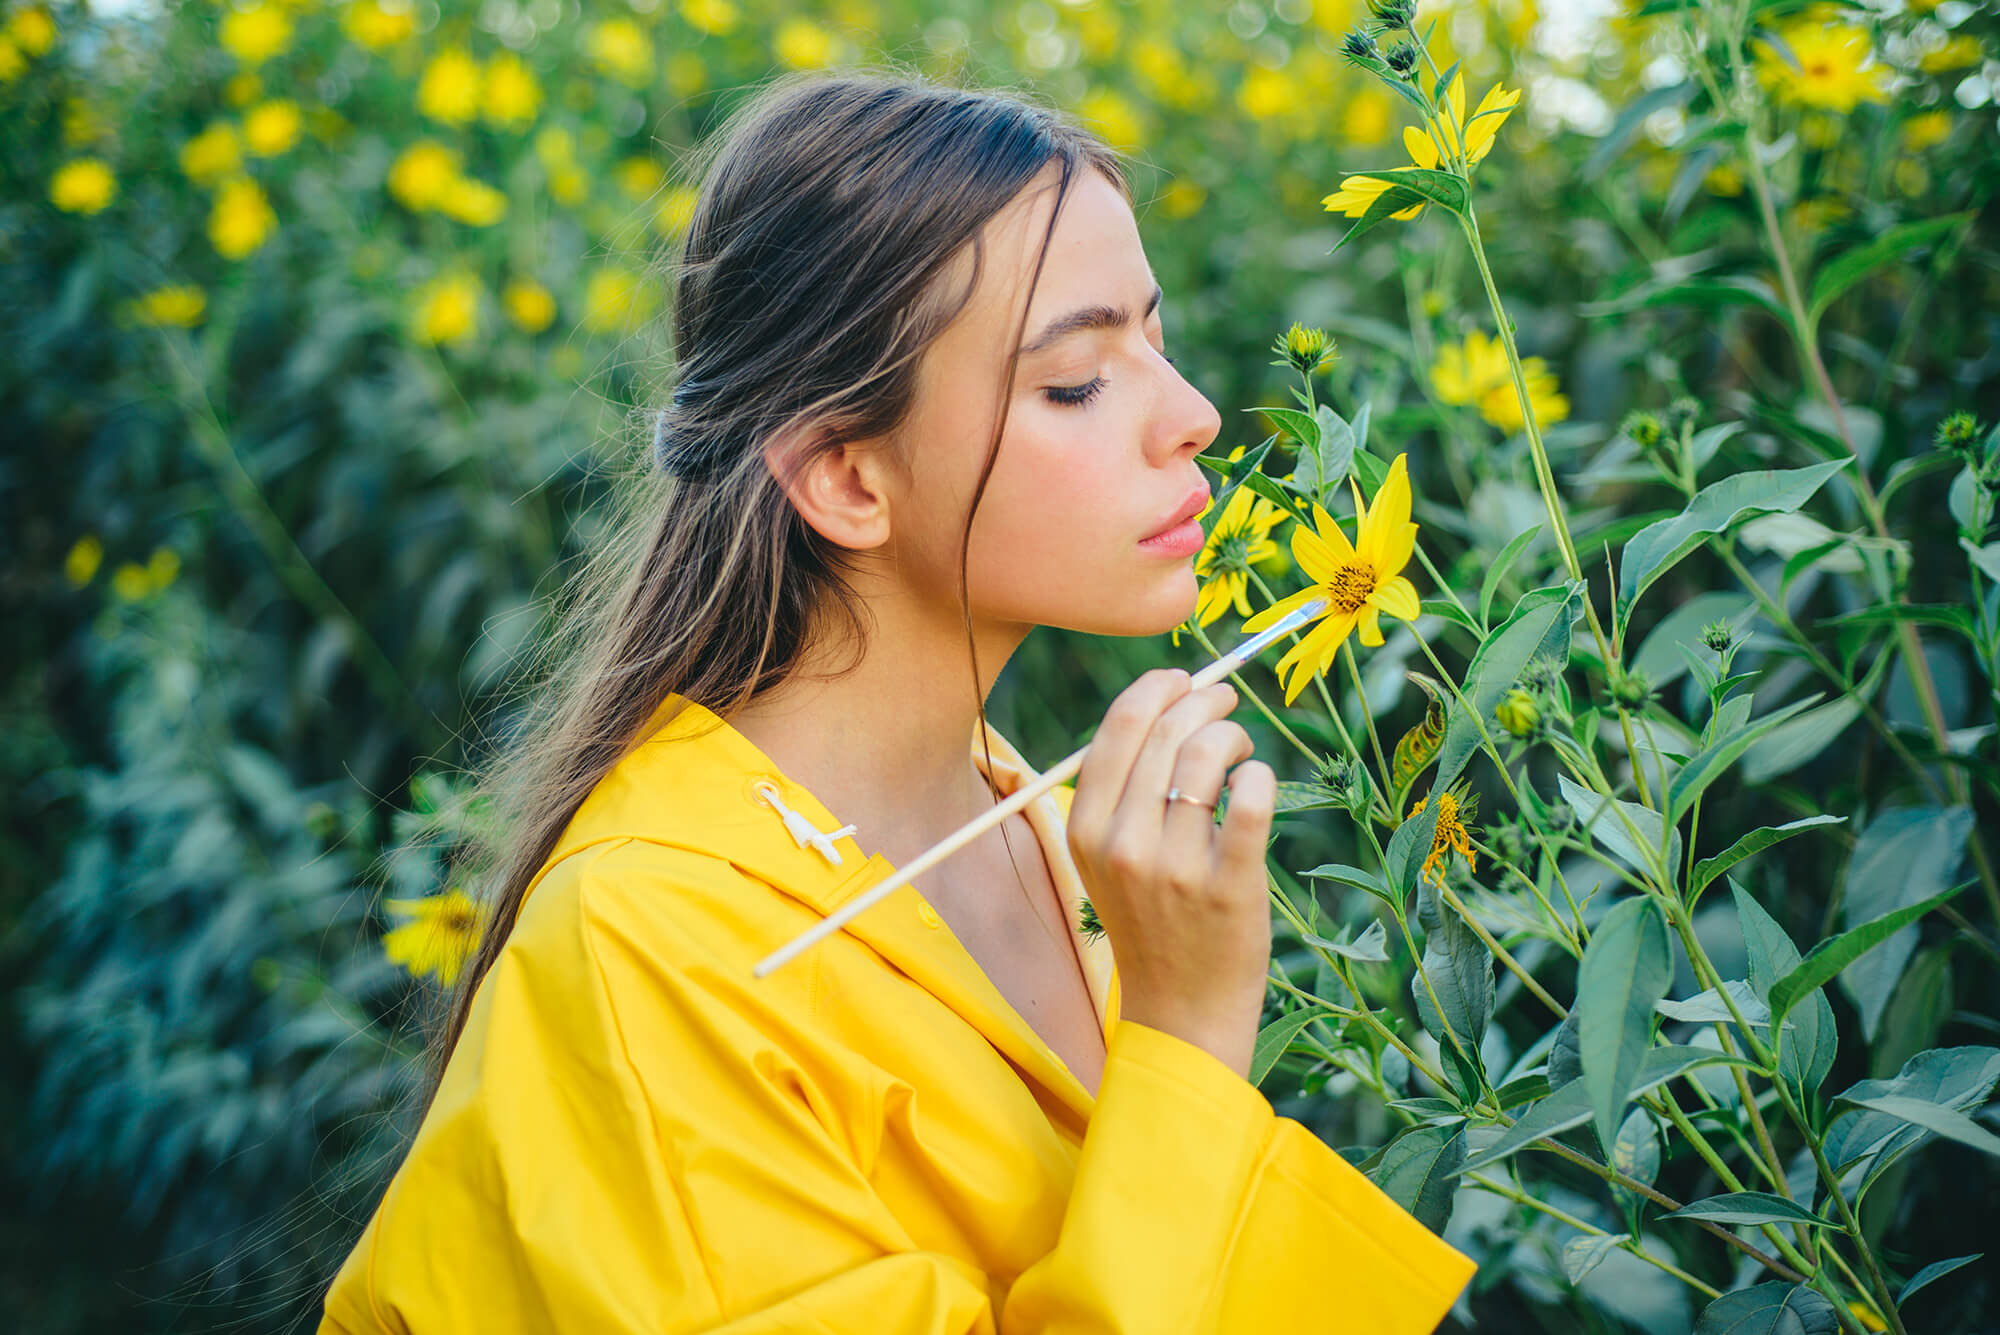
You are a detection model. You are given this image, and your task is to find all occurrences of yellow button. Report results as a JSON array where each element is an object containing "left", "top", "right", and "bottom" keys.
[{"left": 918, "top": 901, "right": 943, "bottom": 930}]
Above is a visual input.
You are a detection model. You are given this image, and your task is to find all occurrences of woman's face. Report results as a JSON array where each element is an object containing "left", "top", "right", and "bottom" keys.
[{"left": 887, "top": 162, "right": 1223, "bottom": 638}]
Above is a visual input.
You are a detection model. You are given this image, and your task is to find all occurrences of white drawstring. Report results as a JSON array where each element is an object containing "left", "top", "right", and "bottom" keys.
[{"left": 752, "top": 781, "right": 857, "bottom": 866}]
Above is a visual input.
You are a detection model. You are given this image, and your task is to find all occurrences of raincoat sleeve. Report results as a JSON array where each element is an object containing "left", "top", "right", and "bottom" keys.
[{"left": 320, "top": 838, "right": 1473, "bottom": 1335}]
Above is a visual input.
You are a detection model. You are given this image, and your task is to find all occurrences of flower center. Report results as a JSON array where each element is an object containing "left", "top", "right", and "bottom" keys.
[{"left": 1326, "top": 561, "right": 1376, "bottom": 613}]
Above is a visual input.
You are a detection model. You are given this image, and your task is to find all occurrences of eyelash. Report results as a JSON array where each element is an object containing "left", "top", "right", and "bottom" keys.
[{"left": 1045, "top": 355, "right": 1176, "bottom": 408}]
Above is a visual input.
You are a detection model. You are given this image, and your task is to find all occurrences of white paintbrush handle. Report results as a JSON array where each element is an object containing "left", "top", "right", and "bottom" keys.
[{"left": 750, "top": 596, "right": 1330, "bottom": 979}]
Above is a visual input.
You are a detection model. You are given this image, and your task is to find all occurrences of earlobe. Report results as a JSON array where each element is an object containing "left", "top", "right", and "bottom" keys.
[{"left": 763, "top": 430, "right": 893, "bottom": 551}]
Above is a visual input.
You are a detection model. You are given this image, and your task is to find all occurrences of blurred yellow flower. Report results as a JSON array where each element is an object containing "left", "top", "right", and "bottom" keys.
[
  {"left": 1132, "top": 38, "right": 1202, "bottom": 109},
  {"left": 589, "top": 18, "right": 654, "bottom": 85},
  {"left": 111, "top": 548, "right": 181, "bottom": 601},
  {"left": 1191, "top": 474, "right": 1288, "bottom": 633},
  {"left": 382, "top": 889, "right": 483, "bottom": 986},
  {"left": 8, "top": 6, "right": 56, "bottom": 56},
  {"left": 1243, "top": 453, "right": 1422, "bottom": 705},
  {"left": 65, "top": 535, "right": 103, "bottom": 587},
  {"left": 49, "top": 158, "right": 116, "bottom": 213},
  {"left": 482, "top": 50, "right": 540, "bottom": 128},
  {"left": 774, "top": 17, "right": 837, "bottom": 69},
  {"left": 1431, "top": 329, "right": 1568, "bottom": 434},
  {"left": 180, "top": 122, "right": 242, "bottom": 185},
  {"left": 387, "top": 140, "right": 459, "bottom": 209},
  {"left": 1754, "top": 22, "right": 1890, "bottom": 112},
  {"left": 342, "top": 0, "right": 415, "bottom": 50},
  {"left": 1902, "top": 109, "right": 1952, "bottom": 152},
  {"left": 1237, "top": 64, "right": 1297, "bottom": 121},
  {"left": 1077, "top": 9, "right": 1119, "bottom": 62},
  {"left": 1918, "top": 34, "right": 1981, "bottom": 73},
  {"left": 219, "top": 4, "right": 292, "bottom": 66},
  {"left": 243, "top": 99, "right": 302, "bottom": 155},
  {"left": 666, "top": 49, "right": 706, "bottom": 96},
  {"left": 131, "top": 284, "right": 208, "bottom": 327},
  {"left": 533, "top": 125, "right": 573, "bottom": 166},
  {"left": 412, "top": 272, "right": 482, "bottom": 345},
  {"left": 1408, "top": 789, "right": 1477, "bottom": 890},
  {"left": 418, "top": 47, "right": 482, "bottom": 123},
  {"left": 0, "top": 37, "right": 23, "bottom": 82},
  {"left": 1159, "top": 178, "right": 1205, "bottom": 219},
  {"left": 581, "top": 265, "right": 655, "bottom": 335},
  {"left": 436, "top": 176, "right": 507, "bottom": 225},
  {"left": 681, "top": 0, "right": 738, "bottom": 36},
  {"left": 224, "top": 71, "right": 262, "bottom": 106},
  {"left": 1704, "top": 161, "right": 1745, "bottom": 196},
  {"left": 1342, "top": 87, "right": 1394, "bottom": 145},
  {"left": 1790, "top": 195, "right": 1850, "bottom": 234},
  {"left": 209, "top": 177, "right": 278, "bottom": 258},
  {"left": 654, "top": 183, "right": 699, "bottom": 235},
  {"left": 1077, "top": 87, "right": 1144, "bottom": 152},
  {"left": 502, "top": 278, "right": 555, "bottom": 333},
  {"left": 548, "top": 163, "right": 587, "bottom": 205},
  {"left": 615, "top": 155, "right": 664, "bottom": 199}
]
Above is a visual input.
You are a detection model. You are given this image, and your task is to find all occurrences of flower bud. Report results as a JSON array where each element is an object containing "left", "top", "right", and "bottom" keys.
[
  {"left": 1385, "top": 42, "right": 1418, "bottom": 75},
  {"left": 1610, "top": 667, "right": 1654, "bottom": 710},
  {"left": 1935, "top": 410, "right": 1982, "bottom": 454},
  {"left": 1699, "top": 620, "right": 1734, "bottom": 653},
  {"left": 1621, "top": 411, "right": 1664, "bottom": 451},
  {"left": 1277, "top": 321, "right": 1336, "bottom": 375},
  {"left": 1342, "top": 30, "right": 1380, "bottom": 62},
  {"left": 1494, "top": 688, "right": 1540, "bottom": 738}
]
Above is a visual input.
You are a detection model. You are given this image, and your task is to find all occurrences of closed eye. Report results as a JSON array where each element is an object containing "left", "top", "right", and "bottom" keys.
[{"left": 1044, "top": 355, "right": 1174, "bottom": 409}]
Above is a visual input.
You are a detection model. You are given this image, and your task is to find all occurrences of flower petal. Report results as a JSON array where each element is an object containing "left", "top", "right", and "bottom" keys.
[
  {"left": 1356, "top": 605, "right": 1385, "bottom": 647},
  {"left": 1370, "top": 574, "right": 1421, "bottom": 621},
  {"left": 1403, "top": 124, "right": 1439, "bottom": 170},
  {"left": 1242, "top": 584, "right": 1325, "bottom": 633}
]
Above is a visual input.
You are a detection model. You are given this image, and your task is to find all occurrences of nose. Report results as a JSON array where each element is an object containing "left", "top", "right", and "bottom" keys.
[{"left": 1146, "top": 356, "right": 1221, "bottom": 466}]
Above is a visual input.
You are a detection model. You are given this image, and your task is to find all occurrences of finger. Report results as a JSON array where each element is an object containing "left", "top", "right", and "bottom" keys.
[
  {"left": 1069, "top": 669, "right": 1190, "bottom": 845},
  {"left": 1160, "top": 720, "right": 1254, "bottom": 869},
  {"left": 1213, "top": 759, "right": 1276, "bottom": 889},
  {"left": 1112, "top": 682, "right": 1239, "bottom": 844}
]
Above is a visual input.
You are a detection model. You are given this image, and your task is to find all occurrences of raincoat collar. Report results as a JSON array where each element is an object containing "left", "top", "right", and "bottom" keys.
[{"left": 534, "top": 693, "right": 1117, "bottom": 1130}]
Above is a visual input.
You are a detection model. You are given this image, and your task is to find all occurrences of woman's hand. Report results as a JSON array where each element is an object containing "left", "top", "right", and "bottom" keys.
[{"left": 1065, "top": 668, "right": 1276, "bottom": 1081}]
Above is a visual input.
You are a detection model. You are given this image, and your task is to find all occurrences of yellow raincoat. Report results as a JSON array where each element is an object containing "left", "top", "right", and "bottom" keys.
[{"left": 320, "top": 695, "right": 1475, "bottom": 1333}]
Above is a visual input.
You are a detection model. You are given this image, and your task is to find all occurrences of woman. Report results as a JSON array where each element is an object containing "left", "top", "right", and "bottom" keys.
[{"left": 319, "top": 70, "right": 1474, "bottom": 1333}]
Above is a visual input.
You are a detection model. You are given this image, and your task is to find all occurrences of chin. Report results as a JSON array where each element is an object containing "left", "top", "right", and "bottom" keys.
[{"left": 1046, "top": 563, "right": 1200, "bottom": 639}]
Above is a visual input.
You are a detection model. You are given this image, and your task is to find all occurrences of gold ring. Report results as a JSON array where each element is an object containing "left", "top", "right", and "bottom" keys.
[{"left": 1165, "top": 787, "right": 1217, "bottom": 811}]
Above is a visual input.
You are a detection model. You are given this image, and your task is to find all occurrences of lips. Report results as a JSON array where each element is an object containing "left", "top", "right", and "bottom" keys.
[{"left": 1143, "top": 483, "right": 1212, "bottom": 541}]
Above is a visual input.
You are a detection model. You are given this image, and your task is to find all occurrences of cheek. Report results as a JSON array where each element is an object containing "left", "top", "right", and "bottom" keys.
[{"left": 963, "top": 422, "right": 1135, "bottom": 596}]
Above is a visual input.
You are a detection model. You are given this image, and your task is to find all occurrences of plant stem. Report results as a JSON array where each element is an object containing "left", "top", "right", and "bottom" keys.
[
  {"left": 1464, "top": 1171, "right": 1722, "bottom": 1298},
  {"left": 1342, "top": 640, "right": 1395, "bottom": 798},
  {"left": 1184, "top": 621, "right": 1322, "bottom": 768}
]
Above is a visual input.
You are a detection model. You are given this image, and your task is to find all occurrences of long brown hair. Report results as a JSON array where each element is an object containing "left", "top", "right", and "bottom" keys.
[{"left": 414, "top": 70, "right": 1128, "bottom": 1110}]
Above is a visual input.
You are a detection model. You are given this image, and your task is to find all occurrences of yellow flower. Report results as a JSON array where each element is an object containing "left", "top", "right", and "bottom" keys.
[
  {"left": 773, "top": 17, "right": 837, "bottom": 69},
  {"left": 219, "top": 4, "right": 292, "bottom": 66},
  {"left": 1918, "top": 33, "right": 1981, "bottom": 73},
  {"left": 549, "top": 163, "right": 587, "bottom": 205},
  {"left": 1704, "top": 161, "right": 1745, "bottom": 196},
  {"left": 1408, "top": 789, "right": 1477, "bottom": 890},
  {"left": 502, "top": 278, "right": 555, "bottom": 333},
  {"left": 65, "top": 535, "right": 103, "bottom": 587},
  {"left": 1410, "top": 74, "right": 1522, "bottom": 170},
  {"left": 242, "top": 99, "right": 302, "bottom": 156},
  {"left": 614, "top": 155, "right": 664, "bottom": 199},
  {"left": 532, "top": 125, "right": 573, "bottom": 167},
  {"left": 382, "top": 889, "right": 483, "bottom": 986},
  {"left": 131, "top": 284, "right": 208, "bottom": 327},
  {"left": 1159, "top": 178, "right": 1205, "bottom": 220},
  {"left": 1902, "top": 110, "right": 1952, "bottom": 152},
  {"left": 8, "top": 6, "right": 56, "bottom": 57},
  {"left": 417, "top": 47, "right": 481, "bottom": 123},
  {"left": 1342, "top": 86, "right": 1394, "bottom": 145},
  {"left": 1323, "top": 172, "right": 1424, "bottom": 221},
  {"left": 589, "top": 18, "right": 654, "bottom": 86},
  {"left": 654, "top": 183, "right": 699, "bottom": 236},
  {"left": 580, "top": 264, "right": 655, "bottom": 334},
  {"left": 1191, "top": 479, "right": 1289, "bottom": 632},
  {"left": 180, "top": 122, "right": 243, "bottom": 185},
  {"left": 1237, "top": 64, "right": 1297, "bottom": 121},
  {"left": 49, "top": 158, "right": 116, "bottom": 213},
  {"left": 111, "top": 547, "right": 181, "bottom": 601},
  {"left": 0, "top": 37, "right": 23, "bottom": 83},
  {"left": 436, "top": 176, "right": 507, "bottom": 225},
  {"left": 1077, "top": 87, "right": 1144, "bottom": 152},
  {"left": 1242, "top": 453, "right": 1422, "bottom": 704},
  {"left": 386, "top": 140, "right": 459, "bottom": 210},
  {"left": 60, "top": 97, "right": 104, "bottom": 146},
  {"left": 482, "top": 50, "right": 540, "bottom": 128},
  {"left": 1430, "top": 328, "right": 1568, "bottom": 435},
  {"left": 666, "top": 49, "right": 706, "bottom": 96},
  {"left": 411, "top": 272, "right": 481, "bottom": 345},
  {"left": 680, "top": 0, "right": 738, "bottom": 36},
  {"left": 208, "top": 177, "right": 277, "bottom": 259},
  {"left": 1754, "top": 21, "right": 1891, "bottom": 113},
  {"left": 342, "top": 0, "right": 415, "bottom": 50}
]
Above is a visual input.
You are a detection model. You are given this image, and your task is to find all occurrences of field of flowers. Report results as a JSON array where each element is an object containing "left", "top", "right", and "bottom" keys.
[{"left": 7, "top": 0, "right": 1999, "bottom": 1329}]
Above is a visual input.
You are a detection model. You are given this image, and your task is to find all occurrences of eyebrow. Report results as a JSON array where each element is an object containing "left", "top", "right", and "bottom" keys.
[{"left": 1017, "top": 282, "right": 1164, "bottom": 357}]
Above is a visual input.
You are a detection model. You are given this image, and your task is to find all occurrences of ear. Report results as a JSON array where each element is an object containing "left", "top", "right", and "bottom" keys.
[{"left": 762, "top": 426, "right": 894, "bottom": 551}]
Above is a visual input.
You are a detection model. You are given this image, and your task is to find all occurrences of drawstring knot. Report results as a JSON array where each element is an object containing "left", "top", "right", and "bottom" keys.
[{"left": 752, "top": 781, "right": 857, "bottom": 866}]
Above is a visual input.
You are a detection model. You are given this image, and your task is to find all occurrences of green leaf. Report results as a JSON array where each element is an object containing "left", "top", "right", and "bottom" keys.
[
  {"left": 1479, "top": 524, "right": 1542, "bottom": 630},
  {"left": 1370, "top": 1122, "right": 1466, "bottom": 1233},
  {"left": 1836, "top": 806, "right": 1976, "bottom": 1039},
  {"left": 1274, "top": 781, "right": 1345, "bottom": 814},
  {"left": 1258, "top": 406, "right": 1320, "bottom": 455},
  {"left": 1897, "top": 1254, "right": 1982, "bottom": 1306},
  {"left": 1411, "top": 882, "right": 1495, "bottom": 1062},
  {"left": 1302, "top": 918, "right": 1390, "bottom": 963},
  {"left": 1692, "top": 816, "right": 1844, "bottom": 901},
  {"left": 1558, "top": 774, "right": 1681, "bottom": 880},
  {"left": 1739, "top": 697, "right": 1865, "bottom": 786},
  {"left": 1694, "top": 1283, "right": 1839, "bottom": 1335},
  {"left": 1735, "top": 884, "right": 1836, "bottom": 1101},
  {"left": 1842, "top": 1094, "right": 2000, "bottom": 1159},
  {"left": 1301, "top": 863, "right": 1393, "bottom": 902},
  {"left": 1655, "top": 980, "right": 1774, "bottom": 1028},
  {"left": 1807, "top": 212, "right": 1971, "bottom": 323},
  {"left": 1386, "top": 800, "right": 1443, "bottom": 905},
  {"left": 1250, "top": 1007, "right": 1326, "bottom": 1087},
  {"left": 1559, "top": 1232, "right": 1622, "bottom": 1285},
  {"left": 1435, "top": 583, "right": 1583, "bottom": 792},
  {"left": 1420, "top": 597, "right": 1481, "bottom": 635},
  {"left": 1200, "top": 432, "right": 1278, "bottom": 522},
  {"left": 1328, "top": 167, "right": 1471, "bottom": 256},
  {"left": 1577, "top": 897, "right": 1673, "bottom": 1148},
  {"left": 1665, "top": 693, "right": 1823, "bottom": 825},
  {"left": 1820, "top": 602, "right": 1980, "bottom": 647},
  {"left": 1826, "top": 1047, "right": 2000, "bottom": 1175},
  {"left": 1769, "top": 881, "right": 1972, "bottom": 1031},
  {"left": 1585, "top": 273, "right": 1791, "bottom": 327},
  {"left": 1662, "top": 1191, "right": 1834, "bottom": 1228},
  {"left": 1313, "top": 402, "right": 1357, "bottom": 504},
  {"left": 1583, "top": 81, "right": 1695, "bottom": 180},
  {"left": 1617, "top": 460, "right": 1850, "bottom": 621}
]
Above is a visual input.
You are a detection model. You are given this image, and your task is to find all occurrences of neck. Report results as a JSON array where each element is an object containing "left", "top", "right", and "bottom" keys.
[{"left": 724, "top": 581, "right": 1032, "bottom": 872}]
